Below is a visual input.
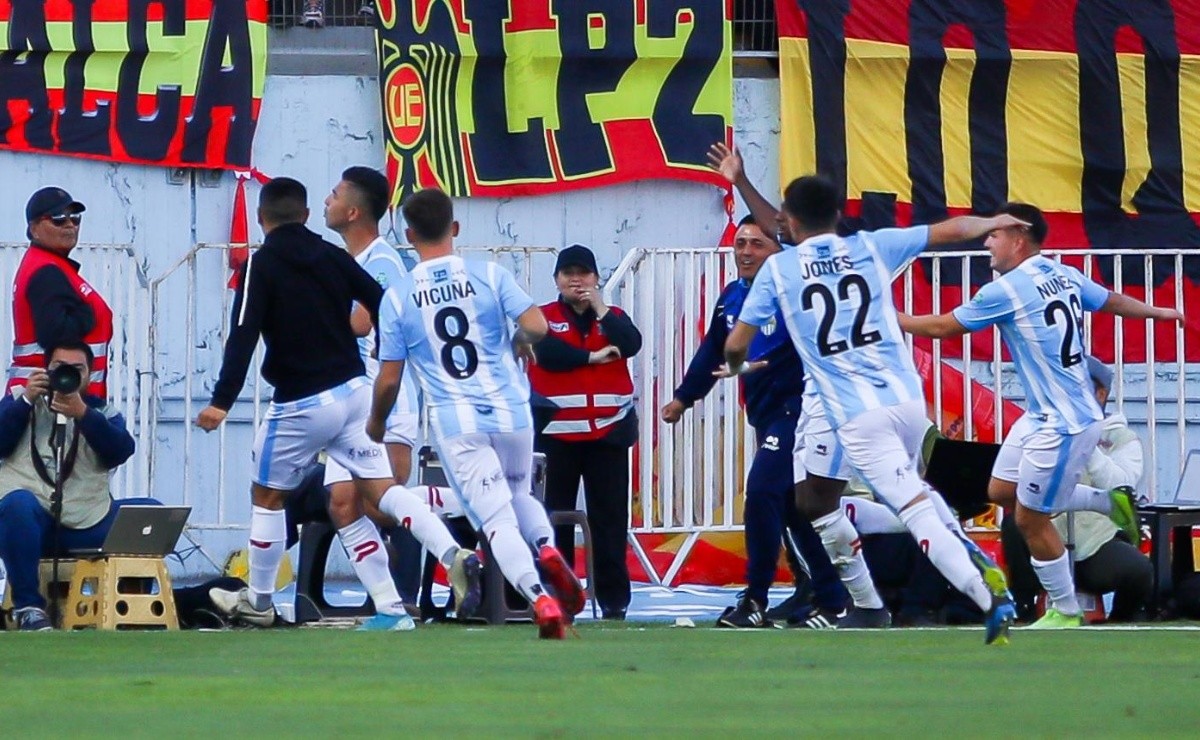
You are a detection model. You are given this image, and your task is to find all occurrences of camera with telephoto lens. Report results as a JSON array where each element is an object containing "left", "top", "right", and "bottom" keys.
[{"left": 48, "top": 363, "right": 83, "bottom": 397}]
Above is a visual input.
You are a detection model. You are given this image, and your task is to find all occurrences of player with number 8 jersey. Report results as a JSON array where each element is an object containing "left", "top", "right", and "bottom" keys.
[{"left": 369, "top": 188, "right": 581, "bottom": 638}]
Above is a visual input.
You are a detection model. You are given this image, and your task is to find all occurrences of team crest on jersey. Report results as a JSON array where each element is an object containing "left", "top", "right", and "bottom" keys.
[
  {"left": 549, "top": 321, "right": 570, "bottom": 333},
  {"left": 432, "top": 267, "right": 449, "bottom": 282},
  {"left": 761, "top": 316, "right": 777, "bottom": 336},
  {"left": 375, "top": 272, "right": 387, "bottom": 286},
  {"left": 725, "top": 314, "right": 736, "bottom": 330},
  {"left": 79, "top": 283, "right": 94, "bottom": 297}
]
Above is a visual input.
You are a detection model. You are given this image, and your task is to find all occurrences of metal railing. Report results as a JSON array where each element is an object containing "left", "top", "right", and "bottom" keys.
[
  {"left": 144, "top": 243, "right": 558, "bottom": 540},
  {"left": 0, "top": 243, "right": 152, "bottom": 501},
  {"left": 605, "top": 246, "right": 1198, "bottom": 585}
]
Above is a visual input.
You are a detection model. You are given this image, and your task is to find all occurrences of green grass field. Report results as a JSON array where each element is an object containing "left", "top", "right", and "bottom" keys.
[{"left": 4, "top": 623, "right": 1198, "bottom": 736}]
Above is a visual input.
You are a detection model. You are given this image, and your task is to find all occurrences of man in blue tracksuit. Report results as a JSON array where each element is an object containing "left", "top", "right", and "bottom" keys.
[{"left": 661, "top": 216, "right": 847, "bottom": 627}]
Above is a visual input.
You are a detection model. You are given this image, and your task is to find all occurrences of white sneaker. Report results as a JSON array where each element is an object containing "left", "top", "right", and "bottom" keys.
[{"left": 209, "top": 587, "right": 276, "bottom": 627}]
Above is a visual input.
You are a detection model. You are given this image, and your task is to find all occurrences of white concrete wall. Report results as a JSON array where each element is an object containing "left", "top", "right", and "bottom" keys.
[{"left": 0, "top": 74, "right": 782, "bottom": 576}]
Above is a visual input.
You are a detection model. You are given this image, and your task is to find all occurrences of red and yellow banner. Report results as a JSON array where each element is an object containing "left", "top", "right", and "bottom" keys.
[
  {"left": 376, "top": 0, "right": 731, "bottom": 202},
  {"left": 778, "top": 0, "right": 1200, "bottom": 362},
  {"left": 0, "top": 0, "right": 267, "bottom": 169}
]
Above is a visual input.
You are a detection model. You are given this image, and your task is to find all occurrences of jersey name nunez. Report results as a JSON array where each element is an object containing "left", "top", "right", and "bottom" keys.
[{"left": 413, "top": 280, "right": 477, "bottom": 308}]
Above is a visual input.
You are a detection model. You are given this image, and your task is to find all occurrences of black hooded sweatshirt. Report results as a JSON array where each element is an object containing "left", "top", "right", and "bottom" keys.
[{"left": 210, "top": 223, "right": 384, "bottom": 410}]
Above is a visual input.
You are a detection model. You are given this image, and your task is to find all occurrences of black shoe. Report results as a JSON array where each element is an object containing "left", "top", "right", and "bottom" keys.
[
  {"left": 836, "top": 606, "right": 891, "bottom": 629},
  {"left": 765, "top": 584, "right": 813, "bottom": 622},
  {"left": 716, "top": 596, "right": 774, "bottom": 628},
  {"left": 601, "top": 608, "right": 627, "bottom": 621},
  {"left": 787, "top": 604, "right": 844, "bottom": 629}
]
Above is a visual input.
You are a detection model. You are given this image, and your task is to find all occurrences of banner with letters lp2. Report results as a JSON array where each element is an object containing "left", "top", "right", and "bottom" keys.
[
  {"left": 0, "top": 0, "right": 267, "bottom": 169},
  {"left": 777, "top": 0, "right": 1200, "bottom": 363},
  {"left": 376, "top": 0, "right": 731, "bottom": 201}
]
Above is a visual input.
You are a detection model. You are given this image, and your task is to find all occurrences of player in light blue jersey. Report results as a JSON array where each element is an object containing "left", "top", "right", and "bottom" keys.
[
  {"left": 367, "top": 188, "right": 581, "bottom": 639},
  {"left": 727, "top": 174, "right": 1023, "bottom": 643},
  {"left": 901, "top": 202, "right": 1184, "bottom": 628},
  {"left": 316, "top": 167, "right": 478, "bottom": 631}
]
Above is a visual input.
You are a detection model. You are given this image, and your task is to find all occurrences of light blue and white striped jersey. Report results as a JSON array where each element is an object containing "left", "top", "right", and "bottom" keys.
[
  {"left": 741, "top": 227, "right": 930, "bottom": 428},
  {"left": 378, "top": 254, "right": 534, "bottom": 438},
  {"left": 953, "top": 255, "right": 1109, "bottom": 434},
  {"left": 356, "top": 237, "right": 419, "bottom": 416}
]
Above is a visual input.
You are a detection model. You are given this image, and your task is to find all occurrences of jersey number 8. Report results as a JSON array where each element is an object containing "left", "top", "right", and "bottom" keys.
[{"left": 434, "top": 306, "right": 479, "bottom": 379}]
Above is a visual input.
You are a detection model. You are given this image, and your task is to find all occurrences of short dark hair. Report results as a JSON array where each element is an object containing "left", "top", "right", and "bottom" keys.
[
  {"left": 782, "top": 175, "right": 840, "bottom": 232},
  {"left": 259, "top": 177, "right": 308, "bottom": 225},
  {"left": 401, "top": 188, "right": 454, "bottom": 242},
  {"left": 737, "top": 214, "right": 758, "bottom": 228},
  {"left": 997, "top": 202, "right": 1048, "bottom": 245},
  {"left": 341, "top": 167, "right": 390, "bottom": 221},
  {"left": 44, "top": 340, "right": 94, "bottom": 368}
]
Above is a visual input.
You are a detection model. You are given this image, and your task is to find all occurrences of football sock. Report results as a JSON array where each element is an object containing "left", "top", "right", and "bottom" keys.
[
  {"left": 1058, "top": 484, "right": 1111, "bottom": 514},
  {"left": 897, "top": 498, "right": 993, "bottom": 612},
  {"left": 840, "top": 497, "right": 906, "bottom": 534},
  {"left": 508, "top": 488, "right": 555, "bottom": 548},
  {"left": 378, "top": 485, "right": 459, "bottom": 565},
  {"left": 482, "top": 506, "right": 546, "bottom": 603},
  {"left": 1031, "top": 551, "right": 1081, "bottom": 615},
  {"left": 812, "top": 509, "right": 884, "bottom": 609},
  {"left": 338, "top": 516, "right": 405, "bottom": 615},
  {"left": 247, "top": 505, "right": 286, "bottom": 610}
]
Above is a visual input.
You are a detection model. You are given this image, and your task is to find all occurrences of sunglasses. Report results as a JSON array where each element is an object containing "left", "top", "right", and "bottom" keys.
[{"left": 46, "top": 213, "right": 83, "bottom": 226}]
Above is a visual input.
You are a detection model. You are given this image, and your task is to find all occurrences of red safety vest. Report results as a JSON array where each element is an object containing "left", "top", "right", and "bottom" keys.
[
  {"left": 528, "top": 300, "right": 634, "bottom": 442},
  {"left": 7, "top": 245, "right": 112, "bottom": 399}
]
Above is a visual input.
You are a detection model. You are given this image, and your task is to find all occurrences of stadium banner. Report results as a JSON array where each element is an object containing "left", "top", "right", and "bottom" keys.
[
  {"left": 0, "top": 0, "right": 268, "bottom": 169},
  {"left": 777, "top": 0, "right": 1200, "bottom": 362},
  {"left": 375, "top": 0, "right": 732, "bottom": 202}
]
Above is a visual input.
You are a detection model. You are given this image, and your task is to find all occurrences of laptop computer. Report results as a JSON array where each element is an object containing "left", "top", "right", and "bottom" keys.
[
  {"left": 1140, "top": 450, "right": 1200, "bottom": 510},
  {"left": 922, "top": 438, "right": 1002, "bottom": 521},
  {"left": 70, "top": 505, "right": 191, "bottom": 557}
]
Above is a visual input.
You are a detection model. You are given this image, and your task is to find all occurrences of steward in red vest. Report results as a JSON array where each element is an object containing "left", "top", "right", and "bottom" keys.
[
  {"left": 8, "top": 188, "right": 112, "bottom": 400},
  {"left": 528, "top": 244, "right": 641, "bottom": 620}
]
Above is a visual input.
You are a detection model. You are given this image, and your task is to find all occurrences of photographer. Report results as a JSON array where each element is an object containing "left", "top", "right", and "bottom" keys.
[{"left": 0, "top": 342, "right": 156, "bottom": 630}]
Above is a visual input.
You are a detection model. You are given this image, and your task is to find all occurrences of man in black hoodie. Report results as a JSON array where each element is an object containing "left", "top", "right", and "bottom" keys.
[{"left": 195, "top": 178, "right": 479, "bottom": 628}]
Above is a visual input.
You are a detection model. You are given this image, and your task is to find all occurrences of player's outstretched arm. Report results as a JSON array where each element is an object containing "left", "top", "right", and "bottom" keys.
[
  {"left": 927, "top": 214, "right": 1030, "bottom": 246},
  {"left": 707, "top": 142, "right": 780, "bottom": 240},
  {"left": 514, "top": 305, "right": 549, "bottom": 344},
  {"left": 1099, "top": 292, "right": 1185, "bottom": 323},
  {"left": 367, "top": 360, "right": 404, "bottom": 443},
  {"left": 898, "top": 311, "right": 970, "bottom": 339},
  {"left": 723, "top": 320, "right": 759, "bottom": 375}
]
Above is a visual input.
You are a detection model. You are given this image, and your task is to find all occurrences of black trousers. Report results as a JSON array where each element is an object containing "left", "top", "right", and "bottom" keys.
[{"left": 536, "top": 434, "right": 631, "bottom": 614}]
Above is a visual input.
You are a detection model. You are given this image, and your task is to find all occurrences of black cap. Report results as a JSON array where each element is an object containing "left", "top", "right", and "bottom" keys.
[
  {"left": 554, "top": 244, "right": 598, "bottom": 275},
  {"left": 26, "top": 187, "right": 86, "bottom": 223}
]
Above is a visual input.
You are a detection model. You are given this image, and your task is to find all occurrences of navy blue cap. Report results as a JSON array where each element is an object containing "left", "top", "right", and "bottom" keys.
[
  {"left": 554, "top": 244, "right": 598, "bottom": 274},
  {"left": 26, "top": 187, "right": 86, "bottom": 223}
]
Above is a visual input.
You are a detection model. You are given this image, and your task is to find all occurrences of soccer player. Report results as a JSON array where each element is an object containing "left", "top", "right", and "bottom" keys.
[
  {"left": 661, "top": 216, "right": 847, "bottom": 628},
  {"left": 366, "top": 188, "right": 583, "bottom": 639},
  {"left": 725, "top": 174, "right": 1023, "bottom": 644},
  {"left": 322, "top": 166, "right": 433, "bottom": 617},
  {"left": 196, "top": 177, "right": 479, "bottom": 630},
  {"left": 899, "top": 202, "right": 1183, "bottom": 628}
]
